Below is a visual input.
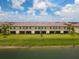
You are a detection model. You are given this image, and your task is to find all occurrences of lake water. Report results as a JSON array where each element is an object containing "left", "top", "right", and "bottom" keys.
[{"left": 0, "top": 48, "right": 79, "bottom": 59}]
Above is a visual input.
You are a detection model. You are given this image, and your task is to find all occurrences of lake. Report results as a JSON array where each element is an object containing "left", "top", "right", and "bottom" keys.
[{"left": 0, "top": 47, "right": 79, "bottom": 59}]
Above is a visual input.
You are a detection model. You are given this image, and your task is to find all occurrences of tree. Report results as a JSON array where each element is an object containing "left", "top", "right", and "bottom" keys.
[
  {"left": 40, "top": 26, "right": 43, "bottom": 37},
  {"left": 64, "top": 22, "right": 75, "bottom": 34},
  {"left": 2, "top": 24, "right": 9, "bottom": 35},
  {"left": 71, "top": 26, "right": 75, "bottom": 34},
  {"left": 1, "top": 22, "right": 13, "bottom": 35}
]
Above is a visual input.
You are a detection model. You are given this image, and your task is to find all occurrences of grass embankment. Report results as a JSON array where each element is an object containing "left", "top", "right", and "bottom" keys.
[{"left": 0, "top": 34, "right": 79, "bottom": 46}]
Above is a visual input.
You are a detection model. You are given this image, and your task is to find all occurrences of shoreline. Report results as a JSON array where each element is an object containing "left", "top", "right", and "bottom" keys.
[{"left": 0, "top": 45, "right": 79, "bottom": 49}]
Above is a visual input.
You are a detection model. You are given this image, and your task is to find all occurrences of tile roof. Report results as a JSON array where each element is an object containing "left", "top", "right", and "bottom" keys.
[
  {"left": 0, "top": 22, "right": 79, "bottom": 26},
  {"left": 11, "top": 22, "right": 67, "bottom": 26}
]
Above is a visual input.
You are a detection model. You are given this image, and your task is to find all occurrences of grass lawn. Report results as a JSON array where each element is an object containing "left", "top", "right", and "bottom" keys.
[{"left": 0, "top": 34, "right": 79, "bottom": 46}]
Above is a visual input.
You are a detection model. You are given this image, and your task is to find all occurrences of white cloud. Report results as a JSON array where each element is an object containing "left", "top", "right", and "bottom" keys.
[
  {"left": 0, "top": 6, "right": 5, "bottom": 16},
  {"left": 27, "top": 8, "right": 35, "bottom": 16},
  {"left": 0, "top": 11, "right": 56, "bottom": 22},
  {"left": 40, "top": 9, "right": 48, "bottom": 16},
  {"left": 27, "top": 0, "right": 56, "bottom": 16},
  {"left": 33, "top": 0, "right": 47, "bottom": 10},
  {"left": 0, "top": 11, "right": 78, "bottom": 22},
  {"left": 75, "top": 0, "right": 79, "bottom": 4},
  {"left": 55, "top": 4, "right": 75, "bottom": 16},
  {"left": 0, "top": 13, "right": 6, "bottom": 16},
  {"left": 54, "top": 0, "right": 79, "bottom": 21},
  {"left": 0, "top": 6, "right": 2, "bottom": 11},
  {"left": 11, "top": 0, "right": 26, "bottom": 10}
]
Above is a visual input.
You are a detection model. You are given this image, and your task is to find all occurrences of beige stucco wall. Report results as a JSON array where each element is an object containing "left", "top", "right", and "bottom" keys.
[{"left": 9, "top": 26, "right": 70, "bottom": 34}]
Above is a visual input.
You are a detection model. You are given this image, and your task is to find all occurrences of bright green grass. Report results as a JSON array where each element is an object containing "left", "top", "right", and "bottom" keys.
[{"left": 0, "top": 34, "right": 79, "bottom": 46}]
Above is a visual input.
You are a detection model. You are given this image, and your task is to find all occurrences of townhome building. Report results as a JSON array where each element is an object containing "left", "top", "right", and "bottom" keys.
[{"left": 0, "top": 22, "right": 79, "bottom": 34}]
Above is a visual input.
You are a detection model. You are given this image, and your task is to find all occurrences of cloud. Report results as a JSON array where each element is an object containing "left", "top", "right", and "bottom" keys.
[
  {"left": 11, "top": 0, "right": 26, "bottom": 10},
  {"left": 40, "top": 9, "right": 48, "bottom": 16},
  {"left": 0, "top": 7, "right": 1, "bottom": 12},
  {"left": 0, "top": 6, "right": 5, "bottom": 16},
  {"left": 33, "top": 0, "right": 47, "bottom": 10},
  {"left": 54, "top": 0, "right": 79, "bottom": 21},
  {"left": 0, "top": 12, "right": 55, "bottom": 22},
  {"left": 0, "top": 0, "right": 78, "bottom": 22},
  {"left": 27, "top": 8, "right": 36, "bottom": 16},
  {"left": 75, "top": 0, "right": 79, "bottom": 4},
  {"left": 27, "top": 0, "right": 57, "bottom": 16}
]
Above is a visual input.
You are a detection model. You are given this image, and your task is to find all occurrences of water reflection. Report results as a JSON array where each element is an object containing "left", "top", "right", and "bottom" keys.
[{"left": 0, "top": 48, "right": 79, "bottom": 59}]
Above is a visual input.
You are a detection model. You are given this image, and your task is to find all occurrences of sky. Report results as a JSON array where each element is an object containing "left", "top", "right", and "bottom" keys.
[{"left": 0, "top": 0, "right": 78, "bottom": 22}]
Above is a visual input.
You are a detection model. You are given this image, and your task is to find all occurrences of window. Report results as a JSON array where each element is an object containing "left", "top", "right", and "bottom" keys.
[
  {"left": 41, "top": 27, "right": 43, "bottom": 29},
  {"left": 64, "top": 27, "right": 67, "bottom": 29},
  {"left": 10, "top": 27, "right": 12, "bottom": 29},
  {"left": 10, "top": 27, "right": 15, "bottom": 29},
  {"left": 45, "top": 27, "right": 46, "bottom": 29},
  {"left": 67, "top": 27, "right": 70, "bottom": 29},
  {"left": 13, "top": 27, "right": 16, "bottom": 29},
  {"left": 58, "top": 27, "right": 61, "bottom": 29},
  {"left": 55, "top": 27, "right": 57, "bottom": 29},
  {"left": 26, "top": 27, "right": 28, "bottom": 29},
  {"left": 29, "top": 26, "right": 31, "bottom": 29},
  {"left": 35, "top": 27, "right": 37, "bottom": 29},
  {"left": 19, "top": 27, "right": 22, "bottom": 29},
  {"left": 53, "top": 27, "right": 55, "bottom": 29},
  {"left": 38, "top": 27, "right": 43, "bottom": 29},
  {"left": 50, "top": 27, "right": 52, "bottom": 29},
  {"left": 23, "top": 27, "right": 25, "bottom": 29},
  {"left": 53, "top": 27, "right": 57, "bottom": 29},
  {"left": 38, "top": 27, "right": 40, "bottom": 29},
  {"left": 10, "top": 31, "right": 16, "bottom": 34}
]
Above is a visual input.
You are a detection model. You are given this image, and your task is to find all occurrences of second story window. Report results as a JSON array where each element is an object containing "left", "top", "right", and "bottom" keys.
[
  {"left": 45, "top": 27, "right": 46, "bottom": 29},
  {"left": 55, "top": 27, "right": 57, "bottom": 29},
  {"left": 13, "top": 27, "right": 15, "bottom": 29},
  {"left": 38, "top": 27, "right": 40, "bottom": 29},
  {"left": 26, "top": 27, "right": 28, "bottom": 29},
  {"left": 64, "top": 27, "right": 68, "bottom": 30},
  {"left": 29, "top": 26, "right": 31, "bottom": 29},
  {"left": 58, "top": 27, "right": 61, "bottom": 29},
  {"left": 19, "top": 27, "right": 21, "bottom": 29},
  {"left": 41, "top": 27, "right": 43, "bottom": 29},
  {"left": 23, "top": 27, "right": 25, "bottom": 29},
  {"left": 10, "top": 27, "right": 12, "bottom": 29},
  {"left": 53, "top": 27, "right": 55, "bottom": 29},
  {"left": 35, "top": 27, "right": 37, "bottom": 29},
  {"left": 50, "top": 27, "right": 52, "bottom": 29},
  {"left": 53, "top": 27, "right": 57, "bottom": 29}
]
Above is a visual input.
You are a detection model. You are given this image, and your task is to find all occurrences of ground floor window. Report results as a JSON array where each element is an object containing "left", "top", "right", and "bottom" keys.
[
  {"left": 35, "top": 31, "right": 40, "bottom": 34},
  {"left": 41, "top": 31, "right": 46, "bottom": 34},
  {"left": 26, "top": 31, "right": 31, "bottom": 34},
  {"left": 50, "top": 31, "right": 61, "bottom": 34},
  {"left": 64, "top": 31, "right": 69, "bottom": 34},
  {"left": 10, "top": 30, "right": 69, "bottom": 34},
  {"left": 35, "top": 31, "right": 46, "bottom": 34},
  {"left": 19, "top": 31, "right": 25, "bottom": 34},
  {"left": 55, "top": 31, "right": 60, "bottom": 34},
  {"left": 0, "top": 29, "right": 2, "bottom": 33},
  {"left": 50, "top": 31, "right": 54, "bottom": 34},
  {"left": 10, "top": 31, "right": 16, "bottom": 34}
]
